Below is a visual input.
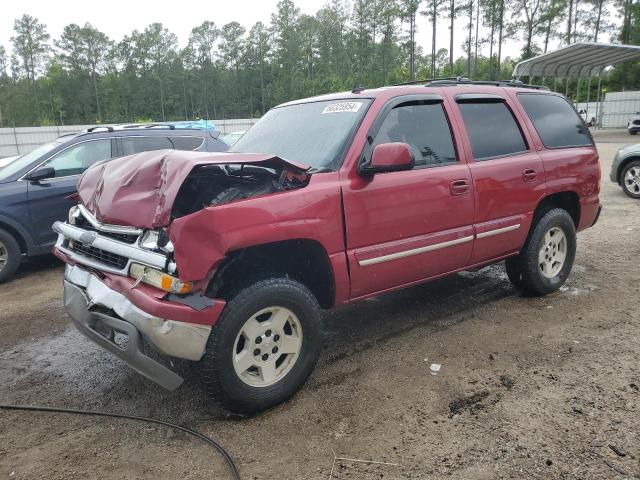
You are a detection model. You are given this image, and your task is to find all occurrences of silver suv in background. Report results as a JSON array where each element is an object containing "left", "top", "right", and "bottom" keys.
[{"left": 610, "top": 143, "right": 640, "bottom": 198}]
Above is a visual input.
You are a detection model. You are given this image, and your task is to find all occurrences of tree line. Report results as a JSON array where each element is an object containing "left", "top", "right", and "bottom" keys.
[{"left": 0, "top": 0, "right": 639, "bottom": 127}]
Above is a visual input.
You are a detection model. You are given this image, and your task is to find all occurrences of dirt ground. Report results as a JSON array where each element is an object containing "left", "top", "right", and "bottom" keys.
[{"left": 1, "top": 130, "right": 639, "bottom": 479}]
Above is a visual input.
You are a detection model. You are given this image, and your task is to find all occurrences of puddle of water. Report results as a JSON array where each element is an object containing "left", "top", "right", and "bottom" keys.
[{"left": 0, "top": 326, "right": 125, "bottom": 395}]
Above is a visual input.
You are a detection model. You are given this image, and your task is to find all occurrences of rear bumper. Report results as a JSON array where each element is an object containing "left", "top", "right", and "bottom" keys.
[{"left": 63, "top": 265, "right": 214, "bottom": 390}]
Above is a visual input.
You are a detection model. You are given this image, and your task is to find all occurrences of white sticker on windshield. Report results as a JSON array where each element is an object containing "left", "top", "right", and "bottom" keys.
[{"left": 322, "top": 101, "right": 363, "bottom": 114}]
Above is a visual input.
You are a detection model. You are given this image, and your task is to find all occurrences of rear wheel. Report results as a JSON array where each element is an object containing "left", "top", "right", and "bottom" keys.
[
  {"left": 0, "top": 229, "right": 21, "bottom": 283},
  {"left": 195, "top": 278, "right": 322, "bottom": 414},
  {"left": 506, "top": 209, "right": 576, "bottom": 295},
  {"left": 621, "top": 160, "right": 640, "bottom": 199},
  {"left": 629, "top": 130, "right": 638, "bottom": 135}
]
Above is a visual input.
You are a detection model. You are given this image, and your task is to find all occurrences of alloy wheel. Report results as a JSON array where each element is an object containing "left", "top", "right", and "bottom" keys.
[
  {"left": 538, "top": 227, "right": 567, "bottom": 278},
  {"left": 232, "top": 306, "right": 303, "bottom": 387},
  {"left": 624, "top": 166, "right": 640, "bottom": 195},
  {"left": 0, "top": 240, "right": 7, "bottom": 272}
]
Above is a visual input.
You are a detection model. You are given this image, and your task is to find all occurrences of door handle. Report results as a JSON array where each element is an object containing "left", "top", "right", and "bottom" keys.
[
  {"left": 450, "top": 179, "right": 470, "bottom": 195},
  {"left": 522, "top": 168, "right": 538, "bottom": 182}
]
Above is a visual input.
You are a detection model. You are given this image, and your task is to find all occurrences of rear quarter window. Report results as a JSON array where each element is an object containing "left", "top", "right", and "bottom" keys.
[
  {"left": 171, "top": 136, "right": 204, "bottom": 150},
  {"left": 517, "top": 93, "right": 593, "bottom": 148}
]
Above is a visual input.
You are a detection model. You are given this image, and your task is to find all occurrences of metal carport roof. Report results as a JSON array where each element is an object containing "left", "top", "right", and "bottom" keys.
[{"left": 513, "top": 43, "right": 640, "bottom": 78}]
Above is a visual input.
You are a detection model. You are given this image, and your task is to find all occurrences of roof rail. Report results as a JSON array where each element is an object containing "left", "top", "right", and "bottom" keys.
[
  {"left": 85, "top": 126, "right": 114, "bottom": 133},
  {"left": 390, "top": 77, "right": 548, "bottom": 90},
  {"left": 425, "top": 78, "right": 549, "bottom": 90},
  {"left": 393, "top": 76, "right": 465, "bottom": 86},
  {"left": 84, "top": 121, "right": 218, "bottom": 134}
]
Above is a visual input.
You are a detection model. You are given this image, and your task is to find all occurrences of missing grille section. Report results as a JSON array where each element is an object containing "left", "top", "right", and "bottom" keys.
[{"left": 76, "top": 216, "right": 139, "bottom": 244}]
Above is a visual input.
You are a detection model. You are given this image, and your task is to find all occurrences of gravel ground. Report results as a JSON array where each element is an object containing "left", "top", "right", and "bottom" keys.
[{"left": 1, "top": 130, "right": 639, "bottom": 479}]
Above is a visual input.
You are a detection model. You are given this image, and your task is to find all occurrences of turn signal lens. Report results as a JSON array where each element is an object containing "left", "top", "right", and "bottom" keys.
[{"left": 129, "top": 263, "right": 193, "bottom": 294}]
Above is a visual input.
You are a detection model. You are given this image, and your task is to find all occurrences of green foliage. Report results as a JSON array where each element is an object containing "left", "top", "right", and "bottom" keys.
[{"left": 0, "top": 0, "right": 634, "bottom": 127}]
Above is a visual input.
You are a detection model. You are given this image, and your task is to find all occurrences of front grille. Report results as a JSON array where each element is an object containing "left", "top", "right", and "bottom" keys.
[
  {"left": 633, "top": 119, "right": 640, "bottom": 126},
  {"left": 71, "top": 241, "right": 129, "bottom": 269},
  {"left": 76, "top": 216, "right": 139, "bottom": 244}
]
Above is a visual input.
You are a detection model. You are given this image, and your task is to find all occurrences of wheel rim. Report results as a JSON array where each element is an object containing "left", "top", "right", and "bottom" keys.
[
  {"left": 232, "top": 306, "right": 303, "bottom": 388},
  {"left": 0, "top": 240, "right": 7, "bottom": 272},
  {"left": 538, "top": 227, "right": 567, "bottom": 279},
  {"left": 624, "top": 166, "right": 640, "bottom": 194}
]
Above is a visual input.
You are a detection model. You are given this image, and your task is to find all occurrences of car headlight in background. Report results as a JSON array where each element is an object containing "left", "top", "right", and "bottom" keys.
[{"left": 129, "top": 263, "right": 192, "bottom": 294}]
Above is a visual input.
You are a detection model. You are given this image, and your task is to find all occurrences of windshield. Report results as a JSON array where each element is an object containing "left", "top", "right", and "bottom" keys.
[
  {"left": 230, "top": 99, "right": 371, "bottom": 170},
  {"left": 0, "top": 138, "right": 67, "bottom": 181},
  {"left": 0, "top": 156, "right": 20, "bottom": 169}
]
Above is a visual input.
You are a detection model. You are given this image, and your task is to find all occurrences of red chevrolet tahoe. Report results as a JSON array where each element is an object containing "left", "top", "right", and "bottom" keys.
[{"left": 53, "top": 81, "right": 601, "bottom": 414}]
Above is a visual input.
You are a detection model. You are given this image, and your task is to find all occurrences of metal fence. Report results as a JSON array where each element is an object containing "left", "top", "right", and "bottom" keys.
[
  {"left": 0, "top": 119, "right": 258, "bottom": 158},
  {"left": 600, "top": 91, "right": 640, "bottom": 129}
]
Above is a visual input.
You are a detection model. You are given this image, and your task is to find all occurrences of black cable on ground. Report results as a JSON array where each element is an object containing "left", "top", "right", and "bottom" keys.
[{"left": 0, "top": 404, "right": 240, "bottom": 480}]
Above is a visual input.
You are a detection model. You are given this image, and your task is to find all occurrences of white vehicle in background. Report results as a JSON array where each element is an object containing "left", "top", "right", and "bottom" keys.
[
  {"left": 628, "top": 112, "right": 640, "bottom": 135},
  {"left": 0, "top": 155, "right": 20, "bottom": 169},
  {"left": 578, "top": 109, "right": 596, "bottom": 127}
]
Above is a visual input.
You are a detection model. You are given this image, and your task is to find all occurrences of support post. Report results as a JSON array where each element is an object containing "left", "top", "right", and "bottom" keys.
[
  {"left": 595, "top": 74, "right": 603, "bottom": 129},
  {"left": 586, "top": 77, "right": 592, "bottom": 125}
]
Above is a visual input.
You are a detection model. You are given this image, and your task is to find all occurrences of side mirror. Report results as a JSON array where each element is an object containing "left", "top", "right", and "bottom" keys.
[
  {"left": 25, "top": 167, "right": 55, "bottom": 182},
  {"left": 360, "top": 142, "right": 415, "bottom": 175}
]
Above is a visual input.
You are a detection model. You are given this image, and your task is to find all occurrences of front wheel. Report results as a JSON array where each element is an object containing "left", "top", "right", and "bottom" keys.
[
  {"left": 506, "top": 209, "right": 576, "bottom": 296},
  {"left": 194, "top": 278, "right": 322, "bottom": 414},
  {"left": 0, "top": 229, "right": 21, "bottom": 283},
  {"left": 621, "top": 160, "right": 640, "bottom": 199}
]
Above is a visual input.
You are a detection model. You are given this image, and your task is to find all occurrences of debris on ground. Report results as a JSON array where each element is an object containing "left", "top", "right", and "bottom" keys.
[
  {"left": 499, "top": 374, "right": 515, "bottom": 389},
  {"left": 429, "top": 363, "right": 442, "bottom": 375},
  {"left": 448, "top": 391, "right": 490, "bottom": 416},
  {"left": 608, "top": 445, "right": 627, "bottom": 458}
]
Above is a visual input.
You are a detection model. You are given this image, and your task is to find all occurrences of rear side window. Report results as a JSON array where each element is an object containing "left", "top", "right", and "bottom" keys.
[
  {"left": 373, "top": 101, "right": 457, "bottom": 167},
  {"left": 122, "top": 136, "right": 173, "bottom": 156},
  {"left": 518, "top": 93, "right": 593, "bottom": 148},
  {"left": 458, "top": 101, "right": 527, "bottom": 160},
  {"left": 170, "top": 136, "right": 204, "bottom": 150}
]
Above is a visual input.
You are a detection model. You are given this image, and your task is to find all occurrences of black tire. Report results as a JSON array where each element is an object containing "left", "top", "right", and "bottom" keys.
[
  {"left": 0, "top": 229, "right": 21, "bottom": 284},
  {"left": 505, "top": 209, "right": 576, "bottom": 296},
  {"left": 195, "top": 278, "right": 322, "bottom": 415},
  {"left": 620, "top": 160, "right": 640, "bottom": 199},
  {"left": 630, "top": 130, "right": 638, "bottom": 135}
]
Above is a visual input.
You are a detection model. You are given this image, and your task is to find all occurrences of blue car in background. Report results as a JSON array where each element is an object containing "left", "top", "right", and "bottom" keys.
[{"left": 0, "top": 122, "right": 228, "bottom": 282}]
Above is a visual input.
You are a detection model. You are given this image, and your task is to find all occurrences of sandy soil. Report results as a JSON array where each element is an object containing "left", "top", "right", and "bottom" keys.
[{"left": 1, "top": 131, "right": 639, "bottom": 479}]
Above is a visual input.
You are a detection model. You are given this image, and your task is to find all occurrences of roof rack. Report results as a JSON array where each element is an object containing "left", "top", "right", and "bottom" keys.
[
  {"left": 427, "top": 77, "right": 549, "bottom": 90},
  {"left": 83, "top": 121, "right": 218, "bottom": 134},
  {"left": 391, "top": 76, "right": 548, "bottom": 90},
  {"left": 393, "top": 76, "right": 463, "bottom": 86}
]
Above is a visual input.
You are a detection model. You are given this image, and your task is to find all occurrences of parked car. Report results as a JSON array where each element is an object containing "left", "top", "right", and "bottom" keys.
[
  {"left": 53, "top": 81, "right": 601, "bottom": 414},
  {"left": 220, "top": 130, "right": 247, "bottom": 146},
  {"left": 610, "top": 143, "right": 640, "bottom": 198},
  {"left": 628, "top": 112, "right": 640, "bottom": 135},
  {"left": 0, "top": 155, "right": 20, "bottom": 169},
  {"left": 578, "top": 108, "right": 596, "bottom": 127},
  {"left": 0, "top": 123, "right": 228, "bottom": 282}
]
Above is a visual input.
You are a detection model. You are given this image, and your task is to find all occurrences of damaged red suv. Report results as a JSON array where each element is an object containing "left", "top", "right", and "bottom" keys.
[{"left": 54, "top": 80, "right": 601, "bottom": 414}]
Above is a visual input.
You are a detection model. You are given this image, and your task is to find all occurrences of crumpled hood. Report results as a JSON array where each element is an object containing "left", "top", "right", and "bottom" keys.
[{"left": 77, "top": 149, "right": 309, "bottom": 229}]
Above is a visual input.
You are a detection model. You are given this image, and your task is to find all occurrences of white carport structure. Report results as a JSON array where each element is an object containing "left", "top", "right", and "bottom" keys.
[{"left": 513, "top": 43, "right": 640, "bottom": 127}]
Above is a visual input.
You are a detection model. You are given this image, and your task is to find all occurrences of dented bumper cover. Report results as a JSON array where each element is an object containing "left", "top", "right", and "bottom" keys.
[{"left": 63, "top": 264, "right": 214, "bottom": 390}]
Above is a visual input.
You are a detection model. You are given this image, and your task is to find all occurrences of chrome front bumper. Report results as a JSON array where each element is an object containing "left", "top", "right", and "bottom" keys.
[{"left": 64, "top": 265, "right": 212, "bottom": 390}]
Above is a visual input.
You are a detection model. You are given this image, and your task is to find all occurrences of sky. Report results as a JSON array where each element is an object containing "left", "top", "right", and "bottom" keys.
[{"left": 1, "top": 0, "right": 525, "bottom": 68}]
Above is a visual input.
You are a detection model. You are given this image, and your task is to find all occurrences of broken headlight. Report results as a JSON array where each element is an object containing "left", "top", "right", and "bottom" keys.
[
  {"left": 139, "top": 229, "right": 174, "bottom": 253},
  {"left": 129, "top": 263, "right": 192, "bottom": 294}
]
